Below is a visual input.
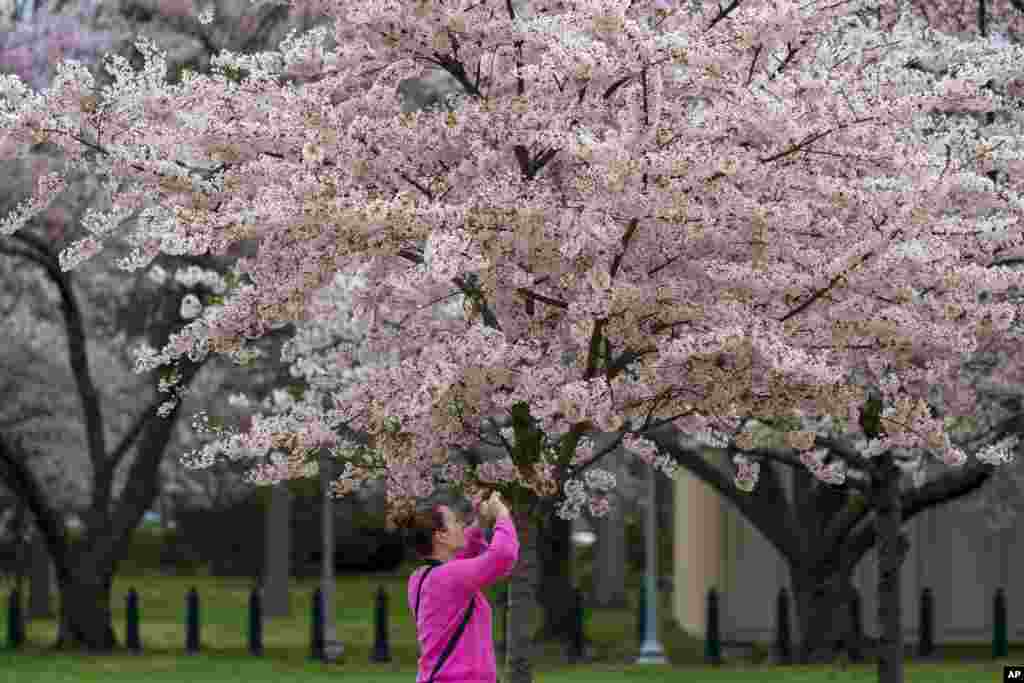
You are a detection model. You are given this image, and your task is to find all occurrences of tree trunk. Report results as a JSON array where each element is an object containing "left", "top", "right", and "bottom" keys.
[
  {"left": 54, "top": 559, "right": 117, "bottom": 651},
  {"left": 12, "top": 500, "right": 27, "bottom": 599},
  {"left": 874, "top": 454, "right": 906, "bottom": 683},
  {"left": 791, "top": 568, "right": 860, "bottom": 663},
  {"left": 535, "top": 508, "right": 574, "bottom": 642},
  {"left": 28, "top": 528, "right": 54, "bottom": 618},
  {"left": 505, "top": 507, "right": 540, "bottom": 683},
  {"left": 47, "top": 360, "right": 202, "bottom": 652}
]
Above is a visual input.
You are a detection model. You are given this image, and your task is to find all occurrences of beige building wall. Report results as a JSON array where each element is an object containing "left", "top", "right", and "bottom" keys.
[
  {"left": 673, "top": 460, "right": 1024, "bottom": 645},
  {"left": 673, "top": 452, "right": 724, "bottom": 638}
]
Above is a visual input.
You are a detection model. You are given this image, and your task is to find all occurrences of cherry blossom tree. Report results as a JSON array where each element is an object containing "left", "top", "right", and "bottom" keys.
[
  {"left": 894, "top": 0, "right": 1024, "bottom": 539},
  {"left": 0, "top": 197, "right": 302, "bottom": 650},
  {"left": 894, "top": 0, "right": 1024, "bottom": 42},
  {"left": 5, "top": 1, "right": 1024, "bottom": 680},
  {"left": 0, "top": 0, "right": 123, "bottom": 94},
  {"left": 646, "top": 412, "right": 1020, "bottom": 662},
  {"left": 0, "top": 0, "right": 322, "bottom": 651}
]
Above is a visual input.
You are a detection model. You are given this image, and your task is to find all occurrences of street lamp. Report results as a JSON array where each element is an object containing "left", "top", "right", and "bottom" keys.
[
  {"left": 636, "top": 463, "right": 667, "bottom": 664},
  {"left": 571, "top": 530, "right": 597, "bottom": 548},
  {"left": 320, "top": 449, "right": 344, "bottom": 662}
]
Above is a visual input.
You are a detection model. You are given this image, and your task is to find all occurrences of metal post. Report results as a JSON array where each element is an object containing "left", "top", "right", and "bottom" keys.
[
  {"left": 126, "top": 588, "right": 141, "bottom": 653},
  {"left": 320, "top": 449, "right": 344, "bottom": 662},
  {"left": 774, "top": 587, "right": 792, "bottom": 664},
  {"left": 370, "top": 585, "right": 391, "bottom": 662},
  {"left": 185, "top": 587, "right": 200, "bottom": 654},
  {"left": 635, "top": 463, "right": 667, "bottom": 664},
  {"left": 705, "top": 588, "right": 722, "bottom": 665},
  {"left": 310, "top": 588, "right": 324, "bottom": 660},
  {"left": 918, "top": 587, "right": 934, "bottom": 657},
  {"left": 7, "top": 588, "right": 23, "bottom": 649},
  {"left": 249, "top": 585, "right": 263, "bottom": 656},
  {"left": 569, "top": 587, "right": 585, "bottom": 661},
  {"left": 994, "top": 587, "right": 1008, "bottom": 659}
]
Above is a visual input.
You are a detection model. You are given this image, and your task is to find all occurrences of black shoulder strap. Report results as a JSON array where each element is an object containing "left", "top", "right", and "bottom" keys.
[
  {"left": 414, "top": 560, "right": 441, "bottom": 621},
  {"left": 415, "top": 560, "right": 477, "bottom": 683}
]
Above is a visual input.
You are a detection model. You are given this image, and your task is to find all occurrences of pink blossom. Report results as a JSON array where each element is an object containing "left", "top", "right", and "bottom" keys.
[{"left": 4, "top": 0, "right": 1023, "bottom": 520}]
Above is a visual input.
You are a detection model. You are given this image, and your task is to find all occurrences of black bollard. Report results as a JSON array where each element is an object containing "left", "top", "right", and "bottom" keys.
[
  {"left": 705, "top": 588, "right": 722, "bottom": 666},
  {"left": 994, "top": 587, "right": 1008, "bottom": 659},
  {"left": 249, "top": 586, "right": 263, "bottom": 657},
  {"left": 185, "top": 587, "right": 200, "bottom": 654},
  {"left": 126, "top": 588, "right": 141, "bottom": 653},
  {"left": 310, "top": 587, "right": 324, "bottom": 661},
  {"left": 774, "top": 587, "right": 792, "bottom": 664},
  {"left": 370, "top": 586, "right": 390, "bottom": 662},
  {"left": 636, "top": 580, "right": 647, "bottom": 648},
  {"left": 848, "top": 590, "right": 864, "bottom": 663},
  {"left": 569, "top": 587, "right": 585, "bottom": 662},
  {"left": 918, "top": 587, "right": 934, "bottom": 658},
  {"left": 7, "top": 589, "right": 23, "bottom": 650}
]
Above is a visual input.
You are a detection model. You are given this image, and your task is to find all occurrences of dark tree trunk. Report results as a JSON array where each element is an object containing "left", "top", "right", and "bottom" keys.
[
  {"left": 535, "top": 508, "right": 574, "bottom": 643},
  {"left": 47, "top": 378, "right": 196, "bottom": 652},
  {"left": 791, "top": 568, "right": 861, "bottom": 663},
  {"left": 505, "top": 507, "right": 540, "bottom": 683},
  {"left": 262, "top": 482, "right": 292, "bottom": 616},
  {"left": 54, "top": 558, "right": 117, "bottom": 651},
  {"left": 12, "top": 500, "right": 27, "bottom": 599},
  {"left": 0, "top": 353, "right": 203, "bottom": 653},
  {"left": 28, "top": 528, "right": 54, "bottom": 618},
  {"left": 874, "top": 454, "right": 906, "bottom": 683}
]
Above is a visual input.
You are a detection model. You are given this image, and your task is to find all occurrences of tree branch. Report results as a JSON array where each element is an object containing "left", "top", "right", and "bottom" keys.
[
  {"left": 516, "top": 287, "right": 568, "bottom": 309},
  {"left": 842, "top": 456, "right": 994, "bottom": 572},
  {"left": 809, "top": 488, "right": 872, "bottom": 571},
  {"left": 564, "top": 430, "right": 627, "bottom": 479},
  {"left": 901, "top": 459, "right": 994, "bottom": 521},
  {"left": 706, "top": 0, "right": 743, "bottom": 32},
  {"left": 645, "top": 425, "right": 801, "bottom": 561},
  {"left": 107, "top": 393, "right": 168, "bottom": 471},
  {"left": 396, "top": 248, "right": 501, "bottom": 330},
  {"left": 0, "top": 433, "right": 70, "bottom": 585},
  {"left": 7, "top": 232, "right": 109, "bottom": 502},
  {"left": 107, "top": 357, "right": 206, "bottom": 550}
]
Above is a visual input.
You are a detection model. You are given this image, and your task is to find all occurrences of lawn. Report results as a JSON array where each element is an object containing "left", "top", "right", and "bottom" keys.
[
  {"left": 0, "top": 653, "right": 1016, "bottom": 683},
  {"left": 0, "top": 567, "right": 700, "bottom": 667},
  {"left": 0, "top": 569, "right": 1018, "bottom": 682}
]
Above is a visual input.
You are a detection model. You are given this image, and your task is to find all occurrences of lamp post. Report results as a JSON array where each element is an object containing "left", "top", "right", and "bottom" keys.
[
  {"left": 320, "top": 449, "right": 344, "bottom": 662},
  {"left": 635, "top": 463, "right": 667, "bottom": 664}
]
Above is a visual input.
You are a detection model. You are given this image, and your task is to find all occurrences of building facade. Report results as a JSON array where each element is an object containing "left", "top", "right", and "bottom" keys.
[{"left": 673, "top": 452, "right": 1024, "bottom": 645}]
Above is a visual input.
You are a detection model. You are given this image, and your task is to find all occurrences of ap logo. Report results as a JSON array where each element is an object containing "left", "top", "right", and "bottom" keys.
[{"left": 1006, "top": 665, "right": 1024, "bottom": 681}]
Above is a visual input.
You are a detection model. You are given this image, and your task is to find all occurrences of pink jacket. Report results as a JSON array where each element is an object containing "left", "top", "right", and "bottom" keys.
[{"left": 408, "top": 516, "right": 520, "bottom": 683}]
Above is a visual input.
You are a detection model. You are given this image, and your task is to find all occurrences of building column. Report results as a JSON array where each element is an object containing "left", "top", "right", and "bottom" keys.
[{"left": 673, "top": 452, "right": 723, "bottom": 638}]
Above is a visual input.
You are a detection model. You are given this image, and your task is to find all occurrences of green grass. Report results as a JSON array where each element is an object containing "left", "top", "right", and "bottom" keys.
[
  {"left": 0, "top": 654, "right": 1016, "bottom": 683},
  {"left": 0, "top": 567, "right": 709, "bottom": 668},
  {"left": 0, "top": 570, "right": 1019, "bottom": 681}
]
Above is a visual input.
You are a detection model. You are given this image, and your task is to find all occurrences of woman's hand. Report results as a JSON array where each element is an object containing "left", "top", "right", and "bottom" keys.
[
  {"left": 474, "top": 495, "right": 494, "bottom": 527},
  {"left": 480, "top": 491, "right": 510, "bottom": 522}
]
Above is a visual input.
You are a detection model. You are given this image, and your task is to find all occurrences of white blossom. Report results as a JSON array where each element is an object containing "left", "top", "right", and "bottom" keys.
[{"left": 147, "top": 264, "right": 168, "bottom": 285}]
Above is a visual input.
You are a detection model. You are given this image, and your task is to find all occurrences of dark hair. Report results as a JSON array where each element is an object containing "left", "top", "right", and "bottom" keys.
[
  {"left": 393, "top": 489, "right": 473, "bottom": 557},
  {"left": 400, "top": 505, "right": 444, "bottom": 558}
]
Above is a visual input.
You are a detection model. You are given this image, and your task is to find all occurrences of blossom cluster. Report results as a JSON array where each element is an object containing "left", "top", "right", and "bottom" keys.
[{"left": 3, "top": 0, "right": 1024, "bottom": 517}]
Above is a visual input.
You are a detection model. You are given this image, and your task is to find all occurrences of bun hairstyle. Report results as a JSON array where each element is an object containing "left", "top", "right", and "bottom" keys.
[
  {"left": 404, "top": 506, "right": 447, "bottom": 559},
  {"left": 392, "top": 490, "right": 472, "bottom": 559}
]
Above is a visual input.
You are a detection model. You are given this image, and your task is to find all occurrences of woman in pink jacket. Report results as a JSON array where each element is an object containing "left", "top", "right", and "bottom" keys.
[{"left": 405, "top": 491, "right": 519, "bottom": 683}]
